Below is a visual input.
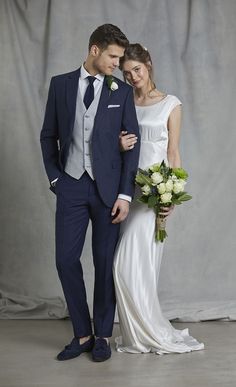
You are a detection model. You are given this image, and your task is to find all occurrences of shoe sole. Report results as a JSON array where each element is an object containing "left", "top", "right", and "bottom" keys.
[
  {"left": 92, "top": 355, "right": 111, "bottom": 362},
  {"left": 57, "top": 347, "right": 94, "bottom": 361}
]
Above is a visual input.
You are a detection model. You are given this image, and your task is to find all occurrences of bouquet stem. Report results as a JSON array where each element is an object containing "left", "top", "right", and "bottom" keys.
[{"left": 156, "top": 215, "right": 167, "bottom": 242}]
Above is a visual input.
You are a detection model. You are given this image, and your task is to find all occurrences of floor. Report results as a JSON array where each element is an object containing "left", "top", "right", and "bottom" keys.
[{"left": 0, "top": 320, "right": 235, "bottom": 387}]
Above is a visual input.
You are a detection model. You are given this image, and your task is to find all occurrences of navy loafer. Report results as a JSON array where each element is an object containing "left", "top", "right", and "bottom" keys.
[
  {"left": 92, "top": 338, "right": 111, "bottom": 362},
  {"left": 57, "top": 335, "right": 95, "bottom": 361}
]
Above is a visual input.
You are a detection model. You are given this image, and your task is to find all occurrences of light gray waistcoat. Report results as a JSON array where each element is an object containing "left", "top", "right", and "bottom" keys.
[{"left": 65, "top": 80, "right": 103, "bottom": 180}]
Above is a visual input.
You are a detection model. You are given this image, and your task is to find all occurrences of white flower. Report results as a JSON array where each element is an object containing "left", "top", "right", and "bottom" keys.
[
  {"left": 160, "top": 192, "right": 172, "bottom": 203},
  {"left": 179, "top": 179, "right": 187, "bottom": 186},
  {"left": 165, "top": 179, "right": 174, "bottom": 192},
  {"left": 171, "top": 174, "right": 178, "bottom": 181},
  {"left": 141, "top": 184, "right": 151, "bottom": 196},
  {"left": 151, "top": 172, "right": 163, "bottom": 185},
  {"left": 158, "top": 183, "right": 166, "bottom": 194},
  {"left": 173, "top": 181, "right": 185, "bottom": 194},
  {"left": 110, "top": 81, "right": 118, "bottom": 91}
]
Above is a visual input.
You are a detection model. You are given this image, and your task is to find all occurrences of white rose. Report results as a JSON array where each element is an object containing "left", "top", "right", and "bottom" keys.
[
  {"left": 110, "top": 81, "right": 118, "bottom": 91},
  {"left": 151, "top": 172, "right": 163, "bottom": 185},
  {"left": 171, "top": 174, "right": 178, "bottom": 181},
  {"left": 160, "top": 192, "right": 172, "bottom": 203},
  {"left": 158, "top": 183, "right": 166, "bottom": 194},
  {"left": 141, "top": 184, "right": 151, "bottom": 196},
  {"left": 165, "top": 179, "right": 174, "bottom": 192},
  {"left": 173, "top": 181, "right": 185, "bottom": 194},
  {"left": 179, "top": 179, "right": 186, "bottom": 187}
]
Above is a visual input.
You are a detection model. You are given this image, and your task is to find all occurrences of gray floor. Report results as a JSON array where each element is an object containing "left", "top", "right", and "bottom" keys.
[{"left": 0, "top": 320, "right": 235, "bottom": 387}]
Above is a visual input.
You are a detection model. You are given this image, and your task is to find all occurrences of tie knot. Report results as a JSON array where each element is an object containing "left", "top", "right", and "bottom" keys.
[{"left": 87, "top": 76, "right": 96, "bottom": 85}]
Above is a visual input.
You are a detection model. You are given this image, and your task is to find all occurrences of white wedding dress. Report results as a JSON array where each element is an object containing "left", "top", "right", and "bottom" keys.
[{"left": 113, "top": 95, "right": 204, "bottom": 354}]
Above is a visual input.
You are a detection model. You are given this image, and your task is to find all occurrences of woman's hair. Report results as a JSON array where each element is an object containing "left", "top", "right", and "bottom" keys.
[
  {"left": 119, "top": 43, "right": 156, "bottom": 90},
  {"left": 89, "top": 24, "right": 129, "bottom": 51}
]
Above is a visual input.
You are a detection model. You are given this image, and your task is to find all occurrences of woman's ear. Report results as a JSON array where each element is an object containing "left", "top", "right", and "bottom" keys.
[{"left": 146, "top": 61, "right": 152, "bottom": 71}]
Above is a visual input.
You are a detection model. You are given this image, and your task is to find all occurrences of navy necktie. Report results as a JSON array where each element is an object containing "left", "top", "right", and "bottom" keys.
[{"left": 83, "top": 76, "right": 96, "bottom": 109}]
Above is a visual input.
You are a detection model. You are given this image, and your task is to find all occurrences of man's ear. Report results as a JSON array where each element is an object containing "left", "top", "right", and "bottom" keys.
[{"left": 90, "top": 44, "right": 100, "bottom": 57}]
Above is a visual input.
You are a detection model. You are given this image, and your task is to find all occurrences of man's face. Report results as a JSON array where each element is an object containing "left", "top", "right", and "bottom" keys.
[{"left": 92, "top": 44, "right": 125, "bottom": 75}]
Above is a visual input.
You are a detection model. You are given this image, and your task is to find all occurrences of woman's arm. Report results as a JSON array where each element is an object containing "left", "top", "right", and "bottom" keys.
[
  {"left": 160, "top": 104, "right": 182, "bottom": 218},
  {"left": 167, "top": 104, "right": 182, "bottom": 168}
]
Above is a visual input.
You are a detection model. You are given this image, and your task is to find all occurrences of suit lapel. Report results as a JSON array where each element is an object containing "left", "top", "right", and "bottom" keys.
[{"left": 66, "top": 68, "right": 80, "bottom": 133}]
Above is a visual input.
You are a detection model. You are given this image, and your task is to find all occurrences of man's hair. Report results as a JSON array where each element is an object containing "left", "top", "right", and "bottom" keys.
[{"left": 89, "top": 24, "right": 129, "bottom": 51}]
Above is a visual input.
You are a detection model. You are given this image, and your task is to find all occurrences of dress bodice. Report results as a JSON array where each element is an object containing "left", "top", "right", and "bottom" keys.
[{"left": 136, "top": 95, "right": 181, "bottom": 169}]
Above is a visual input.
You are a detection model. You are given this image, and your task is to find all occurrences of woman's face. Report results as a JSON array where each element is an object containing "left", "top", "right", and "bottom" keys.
[{"left": 122, "top": 60, "right": 150, "bottom": 89}]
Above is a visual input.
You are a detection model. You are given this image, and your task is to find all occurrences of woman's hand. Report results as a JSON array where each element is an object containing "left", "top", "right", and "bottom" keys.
[
  {"left": 159, "top": 205, "right": 175, "bottom": 219},
  {"left": 119, "top": 130, "right": 138, "bottom": 151}
]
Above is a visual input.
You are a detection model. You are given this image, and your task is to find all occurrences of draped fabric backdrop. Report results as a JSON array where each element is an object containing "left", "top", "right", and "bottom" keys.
[{"left": 1, "top": 0, "right": 236, "bottom": 321}]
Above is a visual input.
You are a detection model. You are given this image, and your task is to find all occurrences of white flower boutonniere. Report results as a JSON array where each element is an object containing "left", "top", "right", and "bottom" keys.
[
  {"left": 106, "top": 76, "right": 118, "bottom": 95},
  {"left": 110, "top": 81, "right": 118, "bottom": 91}
]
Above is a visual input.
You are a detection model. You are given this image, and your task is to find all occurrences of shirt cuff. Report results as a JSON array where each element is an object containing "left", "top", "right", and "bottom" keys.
[
  {"left": 118, "top": 194, "right": 132, "bottom": 203},
  {"left": 51, "top": 178, "right": 58, "bottom": 187}
]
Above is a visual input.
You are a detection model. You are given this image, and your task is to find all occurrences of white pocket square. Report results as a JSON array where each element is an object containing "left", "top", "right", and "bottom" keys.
[{"left": 108, "top": 104, "right": 120, "bottom": 108}]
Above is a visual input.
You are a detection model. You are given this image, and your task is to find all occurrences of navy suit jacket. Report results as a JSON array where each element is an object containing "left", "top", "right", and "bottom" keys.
[{"left": 40, "top": 68, "right": 140, "bottom": 207}]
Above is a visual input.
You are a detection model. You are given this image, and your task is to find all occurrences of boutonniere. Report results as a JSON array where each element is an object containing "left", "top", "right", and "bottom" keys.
[{"left": 106, "top": 76, "right": 118, "bottom": 95}]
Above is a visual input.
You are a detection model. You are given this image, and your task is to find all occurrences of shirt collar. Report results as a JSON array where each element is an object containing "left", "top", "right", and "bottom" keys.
[{"left": 81, "top": 64, "right": 104, "bottom": 82}]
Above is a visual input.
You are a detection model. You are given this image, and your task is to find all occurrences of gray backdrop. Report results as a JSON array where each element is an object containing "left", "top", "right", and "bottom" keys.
[{"left": 1, "top": 0, "right": 236, "bottom": 321}]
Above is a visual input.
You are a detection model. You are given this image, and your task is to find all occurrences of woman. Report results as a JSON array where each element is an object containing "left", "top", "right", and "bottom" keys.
[{"left": 114, "top": 44, "right": 204, "bottom": 354}]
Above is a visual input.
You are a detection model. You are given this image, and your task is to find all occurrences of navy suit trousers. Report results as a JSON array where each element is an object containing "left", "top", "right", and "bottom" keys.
[{"left": 55, "top": 172, "right": 120, "bottom": 337}]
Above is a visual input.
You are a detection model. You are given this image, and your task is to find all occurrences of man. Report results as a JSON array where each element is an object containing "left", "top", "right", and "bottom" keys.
[{"left": 40, "top": 24, "right": 140, "bottom": 362}]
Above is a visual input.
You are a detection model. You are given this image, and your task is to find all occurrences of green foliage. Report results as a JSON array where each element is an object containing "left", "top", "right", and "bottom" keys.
[
  {"left": 149, "top": 163, "right": 161, "bottom": 172},
  {"left": 156, "top": 229, "right": 168, "bottom": 242},
  {"left": 158, "top": 160, "right": 172, "bottom": 181},
  {"left": 135, "top": 172, "right": 152, "bottom": 186},
  {"left": 148, "top": 196, "right": 157, "bottom": 208},
  {"left": 172, "top": 192, "right": 192, "bottom": 205},
  {"left": 137, "top": 196, "right": 149, "bottom": 204},
  {"left": 106, "top": 75, "right": 114, "bottom": 88},
  {"left": 172, "top": 167, "right": 188, "bottom": 179}
]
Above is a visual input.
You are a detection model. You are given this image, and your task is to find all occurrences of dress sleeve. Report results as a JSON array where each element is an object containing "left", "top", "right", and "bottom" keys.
[{"left": 167, "top": 95, "right": 182, "bottom": 116}]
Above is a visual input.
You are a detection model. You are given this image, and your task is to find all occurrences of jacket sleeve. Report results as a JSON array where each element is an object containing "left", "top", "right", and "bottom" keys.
[
  {"left": 40, "top": 77, "right": 61, "bottom": 183},
  {"left": 119, "top": 87, "right": 140, "bottom": 197}
]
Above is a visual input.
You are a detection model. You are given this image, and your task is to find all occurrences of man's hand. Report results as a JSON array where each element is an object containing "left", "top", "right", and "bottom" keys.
[{"left": 111, "top": 199, "right": 130, "bottom": 224}]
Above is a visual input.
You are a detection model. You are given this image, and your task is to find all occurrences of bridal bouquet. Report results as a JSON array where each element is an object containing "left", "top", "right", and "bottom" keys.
[{"left": 135, "top": 160, "right": 192, "bottom": 242}]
